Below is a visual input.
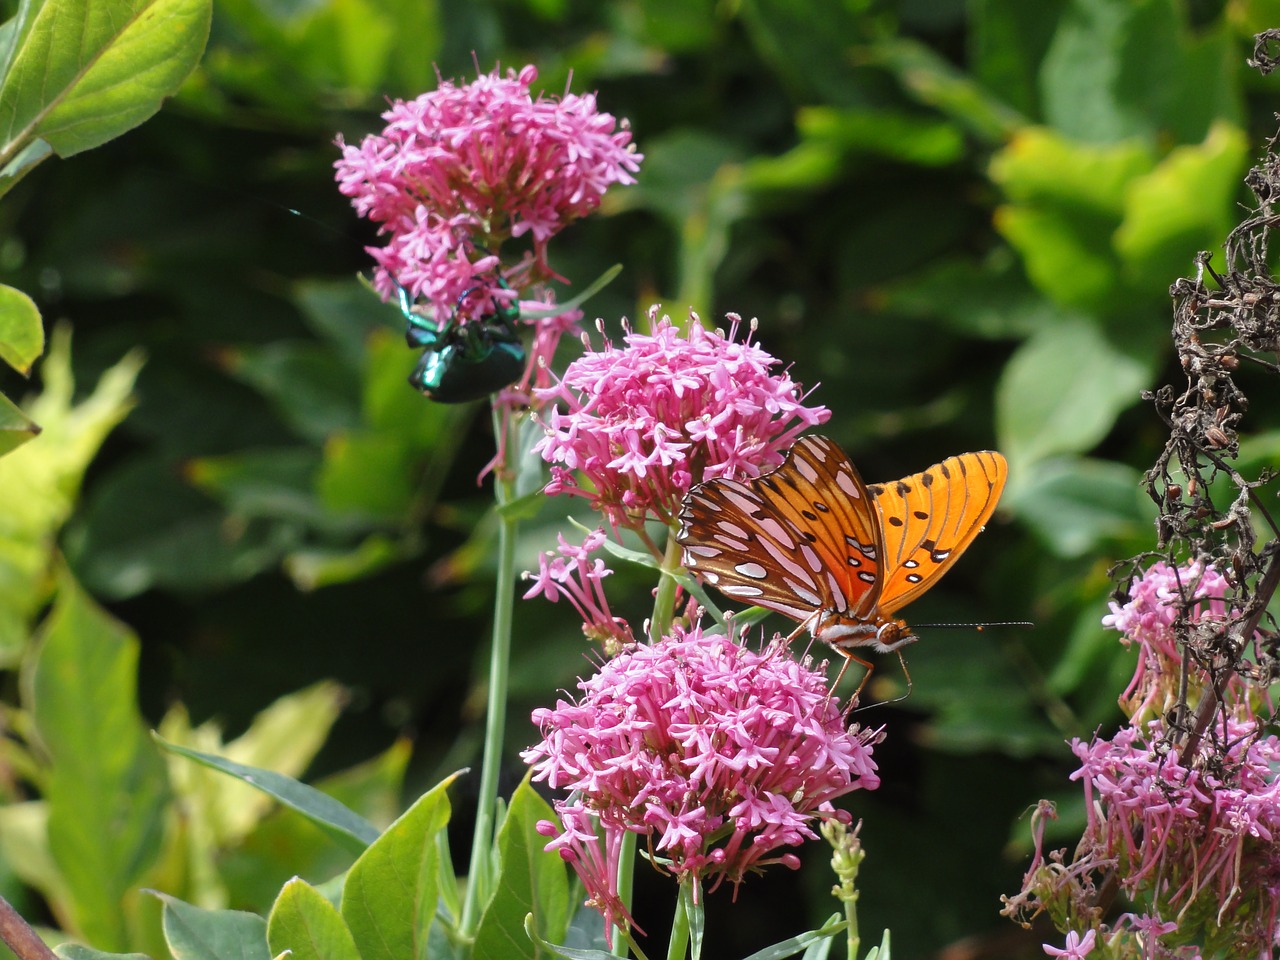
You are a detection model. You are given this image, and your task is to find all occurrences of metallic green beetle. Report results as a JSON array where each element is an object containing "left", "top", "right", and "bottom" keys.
[{"left": 400, "top": 283, "right": 526, "bottom": 404}]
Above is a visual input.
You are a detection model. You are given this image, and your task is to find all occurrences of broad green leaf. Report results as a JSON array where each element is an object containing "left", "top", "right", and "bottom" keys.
[
  {"left": 0, "top": 330, "right": 141, "bottom": 656},
  {"left": 0, "top": 282, "right": 42, "bottom": 374},
  {"left": 871, "top": 35, "right": 1025, "bottom": 143},
  {"left": 990, "top": 128, "right": 1155, "bottom": 310},
  {"left": 57, "top": 947, "right": 152, "bottom": 960},
  {"left": 1045, "top": 582, "right": 1130, "bottom": 700},
  {"left": 215, "top": 740, "right": 409, "bottom": 916},
  {"left": 268, "top": 878, "right": 360, "bottom": 960},
  {"left": 284, "top": 535, "right": 405, "bottom": 590},
  {"left": 0, "top": 391, "right": 40, "bottom": 458},
  {"left": 0, "top": 0, "right": 212, "bottom": 160},
  {"left": 225, "top": 341, "right": 363, "bottom": 443},
  {"left": 185, "top": 447, "right": 323, "bottom": 524},
  {"left": 473, "top": 779, "right": 570, "bottom": 960},
  {"left": 793, "top": 106, "right": 965, "bottom": 168},
  {"left": 159, "top": 681, "right": 348, "bottom": 849},
  {"left": 30, "top": 572, "right": 169, "bottom": 951},
  {"left": 996, "top": 318, "right": 1152, "bottom": 475},
  {"left": 341, "top": 776, "right": 456, "bottom": 960},
  {"left": 879, "top": 255, "right": 1060, "bottom": 340},
  {"left": 155, "top": 893, "right": 271, "bottom": 960},
  {"left": 1039, "top": 0, "right": 1239, "bottom": 145},
  {"left": 316, "top": 431, "right": 416, "bottom": 518},
  {"left": 1007, "top": 456, "right": 1153, "bottom": 558},
  {"left": 1115, "top": 121, "right": 1248, "bottom": 293},
  {"left": 0, "top": 801, "right": 70, "bottom": 908},
  {"left": 70, "top": 456, "right": 295, "bottom": 599},
  {"left": 155, "top": 738, "right": 380, "bottom": 854}
]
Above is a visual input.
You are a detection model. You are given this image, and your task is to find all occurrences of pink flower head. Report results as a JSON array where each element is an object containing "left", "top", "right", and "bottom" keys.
[
  {"left": 522, "top": 622, "right": 880, "bottom": 943},
  {"left": 1102, "top": 560, "right": 1236, "bottom": 720},
  {"left": 335, "top": 64, "right": 641, "bottom": 321},
  {"left": 523, "top": 528, "right": 635, "bottom": 653},
  {"left": 533, "top": 307, "right": 830, "bottom": 530},
  {"left": 1068, "top": 718, "right": 1280, "bottom": 955},
  {"left": 1043, "top": 929, "right": 1097, "bottom": 958}
]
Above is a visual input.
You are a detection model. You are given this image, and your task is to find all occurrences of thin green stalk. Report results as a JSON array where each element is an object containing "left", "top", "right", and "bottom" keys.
[
  {"left": 649, "top": 532, "right": 683, "bottom": 641},
  {"left": 460, "top": 419, "right": 519, "bottom": 938},
  {"left": 665, "top": 885, "right": 690, "bottom": 960},
  {"left": 611, "top": 830, "right": 637, "bottom": 958}
]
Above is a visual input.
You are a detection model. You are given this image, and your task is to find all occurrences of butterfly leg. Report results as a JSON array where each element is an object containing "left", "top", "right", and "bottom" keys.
[{"left": 829, "top": 649, "right": 876, "bottom": 713}]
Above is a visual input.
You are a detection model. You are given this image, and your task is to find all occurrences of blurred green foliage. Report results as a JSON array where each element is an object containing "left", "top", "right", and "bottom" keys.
[{"left": 3, "top": 0, "right": 1280, "bottom": 956}]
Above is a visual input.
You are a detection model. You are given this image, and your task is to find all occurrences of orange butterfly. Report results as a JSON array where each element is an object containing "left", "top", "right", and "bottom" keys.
[{"left": 676, "top": 435, "right": 1007, "bottom": 690}]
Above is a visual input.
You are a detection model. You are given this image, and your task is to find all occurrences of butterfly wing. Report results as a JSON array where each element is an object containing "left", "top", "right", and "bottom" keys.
[
  {"left": 677, "top": 435, "right": 884, "bottom": 624},
  {"left": 868, "top": 450, "right": 1007, "bottom": 614}
]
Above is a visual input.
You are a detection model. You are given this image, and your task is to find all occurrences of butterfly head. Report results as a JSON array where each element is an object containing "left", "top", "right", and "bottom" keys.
[{"left": 813, "top": 612, "right": 917, "bottom": 655}]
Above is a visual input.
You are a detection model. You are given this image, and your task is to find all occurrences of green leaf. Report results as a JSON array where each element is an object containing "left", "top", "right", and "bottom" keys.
[
  {"left": 859, "top": 928, "right": 892, "bottom": 960},
  {"left": 185, "top": 447, "right": 323, "bottom": 524},
  {"left": 155, "top": 893, "right": 271, "bottom": 960},
  {"left": 737, "top": 914, "right": 847, "bottom": 960},
  {"left": 473, "top": 778, "right": 570, "bottom": 960},
  {"left": 155, "top": 737, "right": 380, "bottom": 854},
  {"left": 0, "top": 391, "right": 40, "bottom": 458},
  {"left": 70, "top": 454, "right": 296, "bottom": 599},
  {"left": 0, "top": 0, "right": 213, "bottom": 159},
  {"left": 284, "top": 535, "right": 405, "bottom": 590},
  {"left": 1007, "top": 456, "right": 1153, "bottom": 558},
  {"left": 226, "top": 341, "right": 363, "bottom": 443},
  {"left": 990, "top": 128, "right": 1155, "bottom": 310},
  {"left": 0, "top": 329, "right": 141, "bottom": 653},
  {"left": 316, "top": 430, "right": 416, "bottom": 518},
  {"left": 1039, "top": 0, "right": 1239, "bottom": 145},
  {"left": 158, "top": 681, "right": 349, "bottom": 849},
  {"left": 995, "top": 318, "right": 1152, "bottom": 475},
  {"left": 341, "top": 775, "right": 457, "bottom": 960},
  {"left": 268, "top": 878, "right": 361, "bottom": 960},
  {"left": 0, "top": 282, "right": 43, "bottom": 374},
  {"left": 520, "top": 917, "right": 614, "bottom": 960},
  {"left": 1114, "top": 120, "right": 1248, "bottom": 293},
  {"left": 56, "top": 947, "right": 152, "bottom": 960},
  {"left": 30, "top": 572, "right": 169, "bottom": 951},
  {"left": 794, "top": 106, "right": 965, "bottom": 168},
  {"left": 871, "top": 36, "right": 1025, "bottom": 143}
]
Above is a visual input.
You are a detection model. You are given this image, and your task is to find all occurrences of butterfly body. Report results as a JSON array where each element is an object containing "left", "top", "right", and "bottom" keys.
[{"left": 676, "top": 436, "right": 1006, "bottom": 675}]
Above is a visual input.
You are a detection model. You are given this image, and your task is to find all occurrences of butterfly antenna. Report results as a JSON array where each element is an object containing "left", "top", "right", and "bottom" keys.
[{"left": 911, "top": 620, "right": 1035, "bottom": 631}]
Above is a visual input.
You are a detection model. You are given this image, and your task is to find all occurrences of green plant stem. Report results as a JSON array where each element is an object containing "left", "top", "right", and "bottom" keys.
[
  {"left": 666, "top": 885, "right": 691, "bottom": 960},
  {"left": 459, "top": 443, "right": 519, "bottom": 938},
  {"left": 612, "top": 830, "right": 638, "bottom": 958},
  {"left": 649, "top": 532, "right": 683, "bottom": 641}
]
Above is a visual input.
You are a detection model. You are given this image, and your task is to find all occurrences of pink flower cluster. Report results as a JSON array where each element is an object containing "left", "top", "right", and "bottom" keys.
[
  {"left": 522, "top": 623, "right": 880, "bottom": 942},
  {"left": 522, "top": 528, "right": 634, "bottom": 652},
  {"left": 335, "top": 64, "right": 641, "bottom": 321},
  {"left": 1070, "top": 718, "right": 1280, "bottom": 956},
  {"left": 534, "top": 308, "right": 830, "bottom": 529},
  {"left": 1102, "top": 560, "right": 1236, "bottom": 720}
]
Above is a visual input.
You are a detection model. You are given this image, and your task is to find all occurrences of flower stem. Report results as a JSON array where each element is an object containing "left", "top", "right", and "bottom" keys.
[
  {"left": 460, "top": 421, "right": 519, "bottom": 937},
  {"left": 666, "top": 884, "right": 691, "bottom": 960},
  {"left": 612, "top": 831, "right": 637, "bottom": 958},
  {"left": 649, "top": 532, "right": 683, "bottom": 642}
]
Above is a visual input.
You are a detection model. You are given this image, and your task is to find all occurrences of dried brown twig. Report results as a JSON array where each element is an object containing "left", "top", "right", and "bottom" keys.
[{"left": 1139, "top": 33, "right": 1280, "bottom": 763}]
